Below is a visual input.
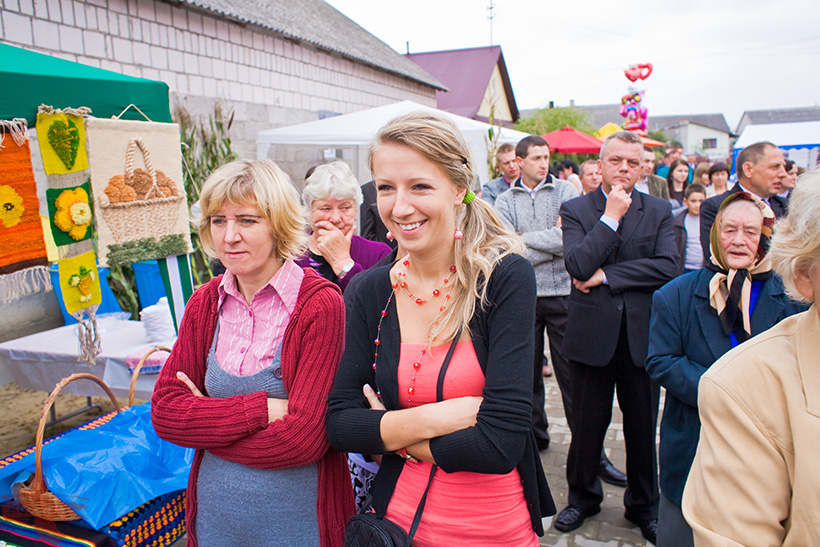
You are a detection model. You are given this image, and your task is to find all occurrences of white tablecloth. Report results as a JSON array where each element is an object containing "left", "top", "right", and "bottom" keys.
[{"left": 0, "top": 317, "right": 172, "bottom": 401}]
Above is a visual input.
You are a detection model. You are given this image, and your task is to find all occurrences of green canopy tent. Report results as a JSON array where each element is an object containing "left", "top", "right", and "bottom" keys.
[
  {"left": 0, "top": 42, "right": 171, "bottom": 124},
  {"left": 0, "top": 43, "right": 194, "bottom": 331}
]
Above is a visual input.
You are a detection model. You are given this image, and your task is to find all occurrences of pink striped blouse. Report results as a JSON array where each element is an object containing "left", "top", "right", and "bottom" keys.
[{"left": 215, "top": 260, "right": 304, "bottom": 376}]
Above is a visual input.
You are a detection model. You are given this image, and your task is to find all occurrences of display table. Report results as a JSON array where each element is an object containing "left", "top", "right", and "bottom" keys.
[{"left": 0, "top": 316, "right": 173, "bottom": 401}]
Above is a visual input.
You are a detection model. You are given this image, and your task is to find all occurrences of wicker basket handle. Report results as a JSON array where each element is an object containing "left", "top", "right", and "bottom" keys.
[
  {"left": 129, "top": 346, "right": 172, "bottom": 407},
  {"left": 29, "top": 374, "right": 120, "bottom": 495},
  {"left": 125, "top": 137, "right": 162, "bottom": 200}
]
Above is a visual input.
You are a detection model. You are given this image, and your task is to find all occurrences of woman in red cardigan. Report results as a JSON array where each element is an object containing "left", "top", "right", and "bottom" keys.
[{"left": 151, "top": 159, "right": 354, "bottom": 547}]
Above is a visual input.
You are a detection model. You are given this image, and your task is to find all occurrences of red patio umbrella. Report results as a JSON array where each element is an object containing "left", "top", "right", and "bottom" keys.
[
  {"left": 595, "top": 134, "right": 667, "bottom": 147},
  {"left": 640, "top": 136, "right": 665, "bottom": 147},
  {"left": 541, "top": 126, "right": 602, "bottom": 154}
]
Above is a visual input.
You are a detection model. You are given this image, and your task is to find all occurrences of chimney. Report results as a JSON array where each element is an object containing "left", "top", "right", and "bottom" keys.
[{"left": 569, "top": 99, "right": 575, "bottom": 108}]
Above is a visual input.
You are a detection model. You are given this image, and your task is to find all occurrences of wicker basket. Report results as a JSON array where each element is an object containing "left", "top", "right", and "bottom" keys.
[
  {"left": 128, "top": 345, "right": 171, "bottom": 407},
  {"left": 17, "top": 373, "right": 120, "bottom": 521},
  {"left": 98, "top": 137, "right": 184, "bottom": 244}
]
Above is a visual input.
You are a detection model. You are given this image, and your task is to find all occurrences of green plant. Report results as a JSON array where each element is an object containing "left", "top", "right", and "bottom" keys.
[
  {"left": 107, "top": 264, "right": 139, "bottom": 319},
  {"left": 175, "top": 101, "right": 237, "bottom": 287},
  {"left": 485, "top": 105, "right": 502, "bottom": 180}
]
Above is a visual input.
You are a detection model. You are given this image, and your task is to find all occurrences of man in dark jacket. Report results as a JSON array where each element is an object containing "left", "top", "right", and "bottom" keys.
[{"left": 555, "top": 131, "right": 678, "bottom": 544}]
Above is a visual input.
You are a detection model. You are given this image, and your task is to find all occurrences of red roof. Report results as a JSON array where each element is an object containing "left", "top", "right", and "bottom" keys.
[{"left": 405, "top": 46, "right": 518, "bottom": 122}]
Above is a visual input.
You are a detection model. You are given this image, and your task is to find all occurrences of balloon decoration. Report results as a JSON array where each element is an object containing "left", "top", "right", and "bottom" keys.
[{"left": 620, "top": 63, "right": 652, "bottom": 136}]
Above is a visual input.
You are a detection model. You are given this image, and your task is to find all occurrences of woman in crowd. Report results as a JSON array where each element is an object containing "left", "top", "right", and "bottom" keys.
[
  {"left": 682, "top": 172, "right": 820, "bottom": 546},
  {"left": 646, "top": 192, "right": 803, "bottom": 546},
  {"left": 327, "top": 112, "right": 555, "bottom": 545},
  {"left": 705, "top": 163, "right": 731, "bottom": 197},
  {"left": 666, "top": 158, "right": 691, "bottom": 212},
  {"left": 296, "top": 160, "right": 391, "bottom": 291},
  {"left": 693, "top": 163, "right": 711, "bottom": 186},
  {"left": 297, "top": 160, "right": 391, "bottom": 510},
  {"left": 559, "top": 158, "right": 583, "bottom": 194},
  {"left": 778, "top": 159, "right": 799, "bottom": 198},
  {"left": 152, "top": 159, "right": 354, "bottom": 547}
]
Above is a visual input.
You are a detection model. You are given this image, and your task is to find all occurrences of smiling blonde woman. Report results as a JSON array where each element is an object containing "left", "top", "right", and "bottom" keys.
[{"left": 327, "top": 112, "right": 555, "bottom": 546}]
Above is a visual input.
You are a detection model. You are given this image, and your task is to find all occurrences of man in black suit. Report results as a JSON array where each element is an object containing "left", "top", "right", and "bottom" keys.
[
  {"left": 699, "top": 141, "right": 788, "bottom": 264},
  {"left": 555, "top": 131, "right": 678, "bottom": 543}
]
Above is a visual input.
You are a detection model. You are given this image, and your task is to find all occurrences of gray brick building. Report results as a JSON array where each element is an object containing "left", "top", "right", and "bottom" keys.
[{"left": 0, "top": 0, "right": 443, "bottom": 178}]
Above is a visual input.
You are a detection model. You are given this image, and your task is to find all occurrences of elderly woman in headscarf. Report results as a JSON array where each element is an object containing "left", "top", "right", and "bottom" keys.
[
  {"left": 682, "top": 172, "right": 820, "bottom": 546},
  {"left": 645, "top": 192, "right": 804, "bottom": 547},
  {"left": 296, "top": 161, "right": 391, "bottom": 291}
]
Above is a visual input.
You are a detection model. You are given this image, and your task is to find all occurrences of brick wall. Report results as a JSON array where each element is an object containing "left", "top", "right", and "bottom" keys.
[{"left": 0, "top": 0, "right": 436, "bottom": 171}]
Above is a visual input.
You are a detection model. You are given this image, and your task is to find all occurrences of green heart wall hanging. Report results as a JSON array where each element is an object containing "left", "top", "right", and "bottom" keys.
[{"left": 48, "top": 118, "right": 80, "bottom": 170}]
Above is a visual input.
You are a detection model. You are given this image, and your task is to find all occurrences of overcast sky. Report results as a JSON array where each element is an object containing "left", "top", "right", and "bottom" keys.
[{"left": 326, "top": 0, "right": 820, "bottom": 131}]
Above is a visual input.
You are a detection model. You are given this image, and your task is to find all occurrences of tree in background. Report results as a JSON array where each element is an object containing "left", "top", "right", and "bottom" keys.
[
  {"left": 647, "top": 129, "right": 669, "bottom": 161},
  {"left": 647, "top": 129, "right": 668, "bottom": 145},
  {"left": 513, "top": 107, "right": 598, "bottom": 172},
  {"left": 513, "top": 107, "right": 597, "bottom": 137}
]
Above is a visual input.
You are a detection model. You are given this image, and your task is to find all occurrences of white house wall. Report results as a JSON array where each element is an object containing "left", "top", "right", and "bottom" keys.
[
  {"left": 0, "top": 0, "right": 437, "bottom": 176},
  {"left": 476, "top": 65, "right": 513, "bottom": 123},
  {"left": 684, "top": 123, "right": 730, "bottom": 161}
]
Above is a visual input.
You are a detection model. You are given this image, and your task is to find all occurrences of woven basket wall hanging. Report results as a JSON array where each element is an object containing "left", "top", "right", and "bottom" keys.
[{"left": 85, "top": 118, "right": 191, "bottom": 268}]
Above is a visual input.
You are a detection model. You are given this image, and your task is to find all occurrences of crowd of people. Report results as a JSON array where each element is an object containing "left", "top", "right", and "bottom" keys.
[{"left": 150, "top": 112, "right": 819, "bottom": 546}]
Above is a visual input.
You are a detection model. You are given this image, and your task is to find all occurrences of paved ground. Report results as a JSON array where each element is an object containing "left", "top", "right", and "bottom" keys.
[{"left": 538, "top": 372, "right": 654, "bottom": 547}]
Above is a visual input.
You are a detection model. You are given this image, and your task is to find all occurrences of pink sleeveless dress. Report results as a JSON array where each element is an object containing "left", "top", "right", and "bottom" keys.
[{"left": 384, "top": 341, "right": 538, "bottom": 547}]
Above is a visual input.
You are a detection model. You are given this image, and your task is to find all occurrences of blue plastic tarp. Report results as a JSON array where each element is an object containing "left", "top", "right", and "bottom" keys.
[{"left": 0, "top": 402, "right": 192, "bottom": 529}]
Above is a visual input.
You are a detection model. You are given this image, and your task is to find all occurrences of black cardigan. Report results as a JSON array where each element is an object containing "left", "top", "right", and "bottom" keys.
[{"left": 326, "top": 253, "right": 555, "bottom": 534}]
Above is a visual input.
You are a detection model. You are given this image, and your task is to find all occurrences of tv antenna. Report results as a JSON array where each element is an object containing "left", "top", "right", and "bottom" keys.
[{"left": 487, "top": 1, "right": 495, "bottom": 46}]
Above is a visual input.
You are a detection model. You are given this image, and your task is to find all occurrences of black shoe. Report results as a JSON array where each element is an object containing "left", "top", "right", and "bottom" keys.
[
  {"left": 625, "top": 514, "right": 657, "bottom": 544},
  {"left": 553, "top": 505, "right": 601, "bottom": 532},
  {"left": 598, "top": 455, "right": 628, "bottom": 487}
]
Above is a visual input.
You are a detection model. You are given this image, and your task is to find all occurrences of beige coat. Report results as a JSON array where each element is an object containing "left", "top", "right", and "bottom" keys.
[{"left": 682, "top": 305, "right": 820, "bottom": 546}]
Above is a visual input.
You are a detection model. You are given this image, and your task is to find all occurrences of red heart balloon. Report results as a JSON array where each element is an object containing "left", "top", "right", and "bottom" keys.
[
  {"left": 637, "top": 63, "right": 653, "bottom": 80},
  {"left": 624, "top": 66, "right": 641, "bottom": 82}
]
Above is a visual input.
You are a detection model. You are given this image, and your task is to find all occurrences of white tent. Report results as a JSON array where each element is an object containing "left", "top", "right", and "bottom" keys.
[
  {"left": 733, "top": 121, "right": 820, "bottom": 171},
  {"left": 256, "top": 100, "right": 532, "bottom": 185}
]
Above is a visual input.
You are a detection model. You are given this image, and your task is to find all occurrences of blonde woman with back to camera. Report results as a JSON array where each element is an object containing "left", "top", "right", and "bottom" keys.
[
  {"left": 151, "top": 159, "right": 354, "bottom": 547},
  {"left": 682, "top": 169, "right": 820, "bottom": 546},
  {"left": 327, "top": 112, "right": 555, "bottom": 546}
]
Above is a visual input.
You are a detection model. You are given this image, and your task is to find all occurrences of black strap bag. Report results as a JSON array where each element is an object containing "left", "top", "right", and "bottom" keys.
[{"left": 343, "top": 330, "right": 461, "bottom": 547}]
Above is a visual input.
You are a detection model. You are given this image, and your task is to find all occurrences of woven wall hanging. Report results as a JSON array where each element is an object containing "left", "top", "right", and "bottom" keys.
[
  {"left": 85, "top": 118, "right": 191, "bottom": 268},
  {"left": 35, "top": 105, "right": 91, "bottom": 175},
  {"left": 57, "top": 249, "right": 103, "bottom": 364},
  {"left": 0, "top": 118, "right": 51, "bottom": 304},
  {"left": 46, "top": 180, "right": 94, "bottom": 246}
]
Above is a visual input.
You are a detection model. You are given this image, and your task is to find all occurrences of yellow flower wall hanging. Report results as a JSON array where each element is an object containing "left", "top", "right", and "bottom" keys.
[
  {"left": 58, "top": 250, "right": 101, "bottom": 313},
  {"left": 47, "top": 180, "right": 94, "bottom": 246},
  {"left": 0, "top": 185, "right": 25, "bottom": 228}
]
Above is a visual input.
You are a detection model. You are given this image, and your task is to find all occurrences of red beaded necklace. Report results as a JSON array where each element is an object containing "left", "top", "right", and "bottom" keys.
[
  {"left": 393, "top": 257, "right": 456, "bottom": 312},
  {"left": 373, "top": 259, "right": 457, "bottom": 403}
]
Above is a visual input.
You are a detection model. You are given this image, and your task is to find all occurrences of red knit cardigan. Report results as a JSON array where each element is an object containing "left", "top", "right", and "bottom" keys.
[{"left": 151, "top": 269, "right": 355, "bottom": 547}]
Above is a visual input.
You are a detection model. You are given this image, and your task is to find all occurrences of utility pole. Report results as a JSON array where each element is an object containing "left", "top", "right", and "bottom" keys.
[{"left": 487, "top": 1, "right": 495, "bottom": 46}]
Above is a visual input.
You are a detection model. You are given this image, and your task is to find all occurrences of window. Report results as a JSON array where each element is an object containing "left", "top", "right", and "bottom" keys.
[{"left": 702, "top": 138, "right": 717, "bottom": 150}]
